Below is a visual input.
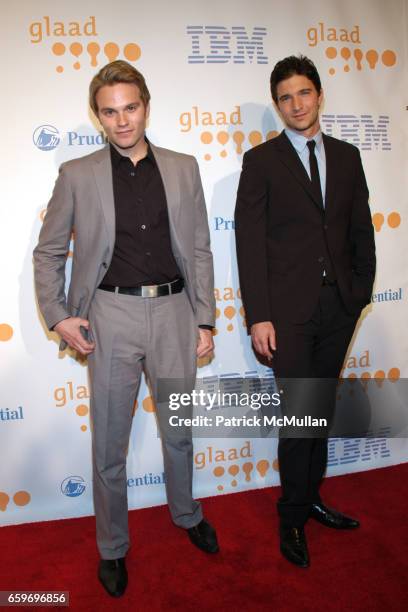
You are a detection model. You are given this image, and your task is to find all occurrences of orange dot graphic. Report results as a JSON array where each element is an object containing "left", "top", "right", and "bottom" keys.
[
  {"left": 266, "top": 130, "right": 279, "bottom": 140},
  {"left": 201, "top": 131, "right": 213, "bottom": 144},
  {"left": 0, "top": 492, "right": 10, "bottom": 512},
  {"left": 56, "top": 66, "right": 64, "bottom": 73},
  {"left": 242, "top": 462, "right": 253, "bottom": 482},
  {"left": 354, "top": 49, "right": 363, "bottom": 70},
  {"left": 372, "top": 213, "right": 384, "bottom": 232},
  {"left": 272, "top": 458, "right": 279, "bottom": 472},
  {"left": 388, "top": 367, "right": 400, "bottom": 381},
  {"left": 374, "top": 370, "right": 386, "bottom": 388},
  {"left": 228, "top": 464, "right": 239, "bottom": 477},
  {"left": 143, "top": 396, "right": 156, "bottom": 412},
  {"left": 341, "top": 47, "right": 351, "bottom": 61},
  {"left": 382, "top": 50, "right": 396, "bottom": 67},
  {"left": 326, "top": 47, "right": 337, "bottom": 59},
  {"left": 233, "top": 131, "right": 245, "bottom": 153},
  {"left": 344, "top": 65, "right": 350, "bottom": 73},
  {"left": 13, "top": 491, "right": 31, "bottom": 507},
  {"left": 388, "top": 212, "right": 401, "bottom": 228},
  {"left": 73, "top": 62, "right": 81, "bottom": 70},
  {"left": 80, "top": 425, "right": 87, "bottom": 432},
  {"left": 52, "top": 42, "right": 65, "bottom": 56},
  {"left": 204, "top": 154, "right": 211, "bottom": 161},
  {"left": 220, "top": 150, "right": 227, "bottom": 158},
  {"left": 0, "top": 324, "right": 13, "bottom": 341},
  {"left": 231, "top": 479, "right": 238, "bottom": 487},
  {"left": 104, "top": 42, "right": 120, "bottom": 62},
  {"left": 224, "top": 306, "right": 236, "bottom": 320},
  {"left": 215, "top": 307, "right": 221, "bottom": 319},
  {"left": 248, "top": 131, "right": 262, "bottom": 147},
  {"left": 124, "top": 43, "right": 141, "bottom": 62},
  {"left": 239, "top": 306, "right": 245, "bottom": 318},
  {"left": 70, "top": 42, "right": 83, "bottom": 57},
  {"left": 87, "top": 41, "right": 100, "bottom": 67},
  {"left": 217, "top": 485, "right": 224, "bottom": 491},
  {"left": 256, "top": 459, "right": 270, "bottom": 477},
  {"left": 217, "top": 131, "right": 229, "bottom": 145},
  {"left": 329, "top": 68, "right": 335, "bottom": 75},
  {"left": 213, "top": 466, "right": 225, "bottom": 477},
  {"left": 366, "top": 49, "right": 379, "bottom": 69},
  {"left": 76, "top": 404, "right": 88, "bottom": 417}
]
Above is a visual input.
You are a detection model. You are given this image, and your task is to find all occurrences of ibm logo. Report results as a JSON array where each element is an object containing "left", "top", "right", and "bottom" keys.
[
  {"left": 328, "top": 432, "right": 391, "bottom": 467},
  {"left": 321, "top": 114, "right": 391, "bottom": 151},
  {"left": 187, "top": 26, "right": 268, "bottom": 64}
]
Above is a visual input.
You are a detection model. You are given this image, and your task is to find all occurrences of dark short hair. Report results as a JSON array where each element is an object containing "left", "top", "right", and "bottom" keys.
[
  {"left": 89, "top": 60, "right": 150, "bottom": 114},
  {"left": 270, "top": 55, "right": 321, "bottom": 103}
]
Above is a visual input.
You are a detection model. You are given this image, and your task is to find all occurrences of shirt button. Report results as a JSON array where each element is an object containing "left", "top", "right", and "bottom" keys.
[
  {"left": 141, "top": 225, "right": 146, "bottom": 230},
  {"left": 318, "top": 256, "right": 324, "bottom": 263}
]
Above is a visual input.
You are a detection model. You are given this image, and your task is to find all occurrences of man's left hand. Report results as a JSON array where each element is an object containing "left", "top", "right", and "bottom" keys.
[{"left": 197, "top": 328, "right": 214, "bottom": 358}]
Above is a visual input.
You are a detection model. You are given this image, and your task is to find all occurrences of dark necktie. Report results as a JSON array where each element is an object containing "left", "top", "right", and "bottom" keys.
[{"left": 307, "top": 140, "right": 323, "bottom": 209}]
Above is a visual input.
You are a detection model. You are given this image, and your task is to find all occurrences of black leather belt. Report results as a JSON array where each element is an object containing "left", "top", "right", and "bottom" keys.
[
  {"left": 322, "top": 276, "right": 337, "bottom": 286},
  {"left": 99, "top": 277, "right": 184, "bottom": 297}
]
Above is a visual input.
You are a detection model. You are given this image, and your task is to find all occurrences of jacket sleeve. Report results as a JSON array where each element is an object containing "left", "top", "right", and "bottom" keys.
[
  {"left": 192, "top": 158, "right": 216, "bottom": 327},
  {"left": 349, "top": 148, "right": 376, "bottom": 306},
  {"left": 234, "top": 150, "right": 271, "bottom": 328},
  {"left": 33, "top": 164, "right": 74, "bottom": 330}
]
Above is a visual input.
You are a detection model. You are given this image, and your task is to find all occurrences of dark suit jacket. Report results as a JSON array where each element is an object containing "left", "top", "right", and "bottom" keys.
[{"left": 234, "top": 131, "right": 376, "bottom": 327}]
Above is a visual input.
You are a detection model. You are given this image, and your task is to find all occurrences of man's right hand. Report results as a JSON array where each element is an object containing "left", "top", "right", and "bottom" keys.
[
  {"left": 250, "top": 321, "right": 276, "bottom": 360},
  {"left": 54, "top": 317, "right": 96, "bottom": 355}
]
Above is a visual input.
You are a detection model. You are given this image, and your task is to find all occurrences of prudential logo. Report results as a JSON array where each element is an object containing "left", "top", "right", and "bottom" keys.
[
  {"left": 33, "top": 124, "right": 108, "bottom": 151},
  {"left": 33, "top": 124, "right": 60, "bottom": 150},
  {"left": 61, "top": 475, "right": 86, "bottom": 497}
]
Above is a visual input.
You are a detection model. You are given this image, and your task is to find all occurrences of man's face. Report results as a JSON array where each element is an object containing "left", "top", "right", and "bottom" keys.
[
  {"left": 275, "top": 74, "right": 322, "bottom": 137},
  {"left": 96, "top": 82, "right": 149, "bottom": 150}
]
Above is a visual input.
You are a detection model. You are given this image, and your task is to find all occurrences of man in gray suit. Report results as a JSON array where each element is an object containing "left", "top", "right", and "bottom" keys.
[{"left": 33, "top": 60, "right": 218, "bottom": 598}]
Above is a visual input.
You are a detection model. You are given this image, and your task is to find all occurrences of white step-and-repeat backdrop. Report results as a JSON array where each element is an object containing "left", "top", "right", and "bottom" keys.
[{"left": 1, "top": 0, "right": 407, "bottom": 525}]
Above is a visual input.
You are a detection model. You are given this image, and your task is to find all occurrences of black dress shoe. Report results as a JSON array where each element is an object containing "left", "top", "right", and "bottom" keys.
[
  {"left": 187, "top": 519, "right": 219, "bottom": 553},
  {"left": 98, "top": 557, "right": 128, "bottom": 597},
  {"left": 310, "top": 503, "right": 360, "bottom": 529},
  {"left": 280, "top": 527, "right": 309, "bottom": 568}
]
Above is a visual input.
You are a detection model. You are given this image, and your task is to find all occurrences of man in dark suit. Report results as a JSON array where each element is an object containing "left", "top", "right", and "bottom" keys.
[{"left": 235, "top": 55, "right": 375, "bottom": 567}]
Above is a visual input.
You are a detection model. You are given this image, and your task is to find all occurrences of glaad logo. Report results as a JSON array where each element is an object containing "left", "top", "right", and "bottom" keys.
[
  {"left": 28, "top": 16, "right": 142, "bottom": 74},
  {"left": 187, "top": 26, "right": 268, "bottom": 64},
  {"left": 33, "top": 125, "right": 108, "bottom": 151},
  {"left": 305, "top": 22, "right": 397, "bottom": 76},
  {"left": 61, "top": 476, "right": 86, "bottom": 497},
  {"left": 33, "top": 125, "right": 60, "bottom": 151}
]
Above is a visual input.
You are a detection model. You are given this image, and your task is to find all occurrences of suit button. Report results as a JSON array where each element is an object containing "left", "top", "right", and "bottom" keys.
[
  {"left": 102, "top": 262, "right": 108, "bottom": 268},
  {"left": 323, "top": 224, "right": 328, "bottom": 230},
  {"left": 318, "top": 256, "right": 324, "bottom": 263}
]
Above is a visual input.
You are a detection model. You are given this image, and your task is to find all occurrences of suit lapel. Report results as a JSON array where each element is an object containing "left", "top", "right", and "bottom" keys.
[
  {"left": 91, "top": 146, "right": 116, "bottom": 253},
  {"left": 150, "top": 143, "right": 183, "bottom": 254},
  {"left": 275, "top": 131, "right": 324, "bottom": 213}
]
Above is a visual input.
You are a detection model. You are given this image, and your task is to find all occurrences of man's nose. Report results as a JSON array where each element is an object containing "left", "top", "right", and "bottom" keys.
[
  {"left": 117, "top": 112, "right": 128, "bottom": 126},
  {"left": 292, "top": 96, "right": 303, "bottom": 112}
]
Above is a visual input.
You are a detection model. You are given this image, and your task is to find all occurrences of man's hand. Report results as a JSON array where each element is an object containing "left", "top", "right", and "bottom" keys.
[
  {"left": 54, "top": 317, "right": 96, "bottom": 356},
  {"left": 196, "top": 328, "right": 214, "bottom": 358},
  {"left": 251, "top": 321, "right": 276, "bottom": 360}
]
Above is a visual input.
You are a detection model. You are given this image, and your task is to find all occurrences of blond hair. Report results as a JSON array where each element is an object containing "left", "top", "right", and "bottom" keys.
[{"left": 89, "top": 60, "right": 150, "bottom": 114}]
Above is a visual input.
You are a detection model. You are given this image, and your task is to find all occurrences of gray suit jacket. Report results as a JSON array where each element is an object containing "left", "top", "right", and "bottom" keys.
[{"left": 33, "top": 143, "right": 215, "bottom": 349}]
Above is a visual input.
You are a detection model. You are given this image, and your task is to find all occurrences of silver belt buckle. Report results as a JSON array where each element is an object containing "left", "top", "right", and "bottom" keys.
[{"left": 141, "top": 285, "right": 158, "bottom": 298}]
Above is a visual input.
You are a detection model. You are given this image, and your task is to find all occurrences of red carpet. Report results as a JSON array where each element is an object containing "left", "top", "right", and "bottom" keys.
[{"left": 1, "top": 464, "right": 408, "bottom": 611}]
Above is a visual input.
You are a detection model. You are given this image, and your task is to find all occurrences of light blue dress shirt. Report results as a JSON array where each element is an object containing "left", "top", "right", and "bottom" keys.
[{"left": 285, "top": 128, "right": 326, "bottom": 206}]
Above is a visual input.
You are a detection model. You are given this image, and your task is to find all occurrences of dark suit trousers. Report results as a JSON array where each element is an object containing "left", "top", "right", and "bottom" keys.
[{"left": 272, "top": 283, "right": 358, "bottom": 528}]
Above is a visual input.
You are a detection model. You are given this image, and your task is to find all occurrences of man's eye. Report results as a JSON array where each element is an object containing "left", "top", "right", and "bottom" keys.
[{"left": 127, "top": 105, "right": 137, "bottom": 111}]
